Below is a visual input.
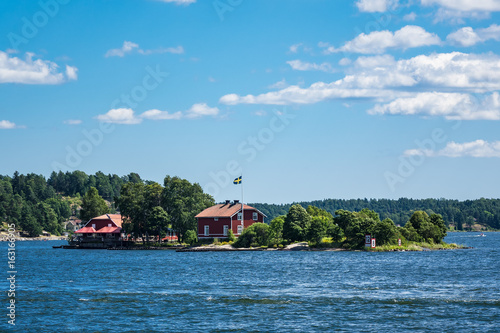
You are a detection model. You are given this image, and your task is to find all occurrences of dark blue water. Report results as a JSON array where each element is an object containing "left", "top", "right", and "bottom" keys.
[{"left": 1, "top": 233, "right": 499, "bottom": 332}]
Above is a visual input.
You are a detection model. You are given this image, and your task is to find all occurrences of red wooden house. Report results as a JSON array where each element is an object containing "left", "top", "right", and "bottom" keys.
[
  {"left": 74, "top": 214, "right": 123, "bottom": 243},
  {"left": 196, "top": 200, "right": 266, "bottom": 239}
]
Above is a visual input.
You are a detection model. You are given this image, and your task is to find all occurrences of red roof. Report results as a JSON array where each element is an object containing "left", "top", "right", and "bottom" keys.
[
  {"left": 97, "top": 226, "right": 122, "bottom": 234},
  {"left": 195, "top": 203, "right": 266, "bottom": 218},
  {"left": 75, "top": 226, "right": 96, "bottom": 233},
  {"left": 85, "top": 214, "right": 124, "bottom": 228}
]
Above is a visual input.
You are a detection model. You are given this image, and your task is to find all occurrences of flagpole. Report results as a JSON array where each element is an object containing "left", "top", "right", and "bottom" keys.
[{"left": 241, "top": 173, "right": 244, "bottom": 232}]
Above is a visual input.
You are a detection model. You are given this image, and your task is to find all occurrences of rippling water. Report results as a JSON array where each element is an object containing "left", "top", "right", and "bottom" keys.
[{"left": 1, "top": 233, "right": 499, "bottom": 332}]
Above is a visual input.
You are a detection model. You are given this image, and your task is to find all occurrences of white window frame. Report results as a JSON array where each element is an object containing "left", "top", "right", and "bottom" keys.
[
  {"left": 223, "top": 225, "right": 228, "bottom": 236},
  {"left": 214, "top": 217, "right": 219, "bottom": 221},
  {"left": 204, "top": 225, "right": 209, "bottom": 236},
  {"left": 237, "top": 225, "right": 243, "bottom": 235},
  {"left": 252, "top": 212, "right": 258, "bottom": 221},
  {"left": 108, "top": 223, "right": 112, "bottom": 227},
  {"left": 92, "top": 224, "right": 96, "bottom": 229},
  {"left": 237, "top": 212, "right": 242, "bottom": 220}
]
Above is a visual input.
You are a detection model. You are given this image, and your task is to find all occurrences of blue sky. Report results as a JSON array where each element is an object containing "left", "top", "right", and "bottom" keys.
[{"left": 1, "top": 0, "right": 500, "bottom": 204}]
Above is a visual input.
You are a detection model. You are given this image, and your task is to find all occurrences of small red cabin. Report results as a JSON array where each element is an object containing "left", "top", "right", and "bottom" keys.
[
  {"left": 196, "top": 200, "right": 266, "bottom": 239},
  {"left": 75, "top": 214, "right": 123, "bottom": 239}
]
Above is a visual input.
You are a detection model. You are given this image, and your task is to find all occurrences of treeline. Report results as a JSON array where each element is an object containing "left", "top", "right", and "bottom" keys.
[
  {"left": 0, "top": 172, "right": 72, "bottom": 236},
  {"left": 47, "top": 170, "right": 143, "bottom": 200},
  {"left": 251, "top": 198, "right": 500, "bottom": 230},
  {"left": 0, "top": 171, "right": 145, "bottom": 237},
  {"left": 235, "top": 205, "right": 447, "bottom": 249}
]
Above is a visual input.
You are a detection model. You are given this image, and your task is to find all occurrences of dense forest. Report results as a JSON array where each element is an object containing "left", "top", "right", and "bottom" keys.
[
  {"left": 251, "top": 198, "right": 500, "bottom": 231},
  {"left": 0, "top": 171, "right": 145, "bottom": 236}
]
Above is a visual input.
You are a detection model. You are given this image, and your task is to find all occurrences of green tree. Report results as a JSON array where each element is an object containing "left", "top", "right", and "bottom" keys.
[
  {"left": 20, "top": 205, "right": 42, "bottom": 237},
  {"left": 372, "top": 218, "right": 397, "bottom": 246},
  {"left": 184, "top": 229, "right": 198, "bottom": 245},
  {"left": 307, "top": 216, "right": 329, "bottom": 244},
  {"left": 80, "top": 187, "right": 109, "bottom": 222},
  {"left": 149, "top": 206, "right": 169, "bottom": 242},
  {"left": 269, "top": 215, "right": 285, "bottom": 245},
  {"left": 234, "top": 223, "right": 270, "bottom": 248},
  {"left": 161, "top": 176, "right": 214, "bottom": 242},
  {"left": 283, "top": 204, "right": 311, "bottom": 242}
]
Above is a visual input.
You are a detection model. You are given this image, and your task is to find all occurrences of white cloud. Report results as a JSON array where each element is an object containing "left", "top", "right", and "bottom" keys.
[
  {"left": 64, "top": 119, "right": 82, "bottom": 125},
  {"left": 422, "top": 0, "right": 500, "bottom": 22},
  {"left": 157, "top": 0, "right": 196, "bottom": 5},
  {"left": 219, "top": 52, "right": 500, "bottom": 120},
  {"left": 96, "top": 108, "right": 142, "bottom": 125},
  {"left": 324, "top": 25, "right": 441, "bottom": 54},
  {"left": 369, "top": 92, "right": 500, "bottom": 120},
  {"left": 403, "top": 12, "right": 417, "bottom": 21},
  {"left": 253, "top": 110, "right": 267, "bottom": 117},
  {"left": 0, "top": 120, "right": 18, "bottom": 129},
  {"left": 65, "top": 65, "right": 78, "bottom": 81},
  {"left": 138, "top": 46, "right": 184, "bottom": 55},
  {"left": 421, "top": 0, "right": 500, "bottom": 12},
  {"left": 105, "top": 41, "right": 184, "bottom": 58},
  {"left": 105, "top": 41, "right": 139, "bottom": 58},
  {"left": 268, "top": 79, "right": 289, "bottom": 89},
  {"left": 140, "top": 109, "right": 183, "bottom": 120},
  {"left": 185, "top": 103, "right": 219, "bottom": 118},
  {"left": 356, "top": 0, "right": 398, "bottom": 12},
  {"left": 447, "top": 24, "right": 500, "bottom": 47},
  {"left": 405, "top": 140, "right": 500, "bottom": 158},
  {"left": 0, "top": 51, "right": 77, "bottom": 84},
  {"left": 289, "top": 43, "right": 302, "bottom": 53},
  {"left": 287, "top": 60, "right": 335, "bottom": 73},
  {"left": 97, "top": 103, "right": 219, "bottom": 124}
]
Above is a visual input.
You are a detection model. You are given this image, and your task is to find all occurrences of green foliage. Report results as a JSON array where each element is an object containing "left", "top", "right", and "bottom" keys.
[
  {"left": 283, "top": 204, "right": 311, "bottom": 242},
  {"left": 161, "top": 176, "right": 214, "bottom": 242},
  {"left": 307, "top": 216, "right": 329, "bottom": 244},
  {"left": 404, "top": 211, "right": 447, "bottom": 243},
  {"left": 268, "top": 215, "right": 284, "bottom": 245},
  {"left": 227, "top": 228, "right": 236, "bottom": 242},
  {"left": 234, "top": 223, "right": 270, "bottom": 248},
  {"left": 371, "top": 218, "right": 397, "bottom": 246},
  {"left": 79, "top": 187, "right": 109, "bottom": 223},
  {"left": 184, "top": 229, "right": 198, "bottom": 245},
  {"left": 251, "top": 197, "right": 500, "bottom": 231}
]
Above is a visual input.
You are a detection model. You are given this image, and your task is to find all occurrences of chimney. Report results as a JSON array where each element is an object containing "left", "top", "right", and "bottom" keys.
[
  {"left": 234, "top": 200, "right": 239, "bottom": 205},
  {"left": 224, "top": 200, "right": 230, "bottom": 205}
]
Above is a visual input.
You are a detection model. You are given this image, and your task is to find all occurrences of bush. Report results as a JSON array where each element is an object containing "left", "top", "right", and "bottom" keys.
[
  {"left": 184, "top": 230, "right": 198, "bottom": 245},
  {"left": 227, "top": 229, "right": 236, "bottom": 242},
  {"left": 234, "top": 223, "right": 270, "bottom": 248}
]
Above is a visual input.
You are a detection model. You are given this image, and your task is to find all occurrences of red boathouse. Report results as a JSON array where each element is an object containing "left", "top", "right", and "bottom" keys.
[
  {"left": 74, "top": 214, "right": 124, "bottom": 247},
  {"left": 196, "top": 200, "right": 266, "bottom": 239}
]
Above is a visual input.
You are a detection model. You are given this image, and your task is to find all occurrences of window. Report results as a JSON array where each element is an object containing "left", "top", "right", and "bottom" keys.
[
  {"left": 108, "top": 223, "right": 112, "bottom": 227},
  {"left": 214, "top": 218, "right": 219, "bottom": 221},
  {"left": 92, "top": 224, "right": 96, "bottom": 229},
  {"left": 252, "top": 212, "right": 258, "bottom": 221},
  {"left": 223, "top": 225, "right": 228, "bottom": 236},
  {"left": 237, "top": 225, "right": 243, "bottom": 235},
  {"left": 204, "top": 225, "right": 209, "bottom": 236},
  {"left": 237, "top": 212, "right": 242, "bottom": 220}
]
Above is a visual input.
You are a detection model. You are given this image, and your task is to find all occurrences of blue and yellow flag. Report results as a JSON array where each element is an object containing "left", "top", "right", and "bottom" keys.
[{"left": 233, "top": 176, "right": 242, "bottom": 185}]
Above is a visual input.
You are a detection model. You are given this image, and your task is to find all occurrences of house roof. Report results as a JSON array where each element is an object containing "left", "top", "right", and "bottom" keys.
[
  {"left": 84, "top": 214, "right": 123, "bottom": 228},
  {"left": 195, "top": 203, "right": 267, "bottom": 218},
  {"left": 75, "top": 226, "right": 96, "bottom": 233},
  {"left": 97, "top": 226, "right": 122, "bottom": 234}
]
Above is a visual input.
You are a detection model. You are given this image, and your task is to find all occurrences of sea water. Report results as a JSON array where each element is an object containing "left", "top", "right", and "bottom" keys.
[{"left": 1, "top": 233, "right": 499, "bottom": 332}]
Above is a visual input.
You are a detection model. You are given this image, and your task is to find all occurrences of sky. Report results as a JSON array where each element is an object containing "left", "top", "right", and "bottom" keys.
[{"left": 1, "top": 0, "right": 500, "bottom": 204}]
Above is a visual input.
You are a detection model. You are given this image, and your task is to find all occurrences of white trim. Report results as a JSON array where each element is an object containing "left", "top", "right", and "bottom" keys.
[{"left": 204, "top": 225, "right": 209, "bottom": 236}]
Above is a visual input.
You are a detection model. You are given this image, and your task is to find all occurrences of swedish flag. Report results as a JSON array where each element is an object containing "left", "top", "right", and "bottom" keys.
[{"left": 233, "top": 176, "right": 242, "bottom": 185}]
